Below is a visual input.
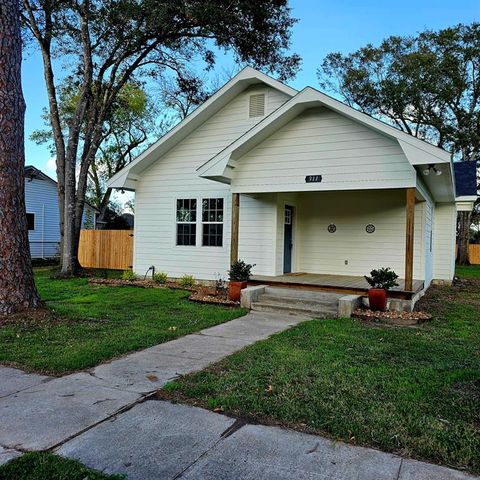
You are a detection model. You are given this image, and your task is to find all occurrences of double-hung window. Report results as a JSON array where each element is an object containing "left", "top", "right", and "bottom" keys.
[
  {"left": 176, "top": 199, "right": 197, "bottom": 246},
  {"left": 202, "top": 198, "right": 223, "bottom": 247}
]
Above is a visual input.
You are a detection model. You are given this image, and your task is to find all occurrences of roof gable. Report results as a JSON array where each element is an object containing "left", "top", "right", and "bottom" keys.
[
  {"left": 198, "top": 87, "right": 452, "bottom": 182},
  {"left": 108, "top": 67, "right": 297, "bottom": 189}
]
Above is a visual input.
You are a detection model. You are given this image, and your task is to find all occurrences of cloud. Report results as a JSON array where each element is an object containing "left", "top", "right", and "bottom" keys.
[{"left": 46, "top": 157, "right": 56, "bottom": 172}]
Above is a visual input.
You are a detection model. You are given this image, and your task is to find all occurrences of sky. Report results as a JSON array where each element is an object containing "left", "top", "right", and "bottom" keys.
[{"left": 22, "top": 0, "right": 480, "bottom": 177}]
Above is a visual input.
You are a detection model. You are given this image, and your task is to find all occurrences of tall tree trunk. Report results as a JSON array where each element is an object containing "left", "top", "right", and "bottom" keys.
[
  {"left": 59, "top": 152, "right": 78, "bottom": 275},
  {"left": 0, "top": 0, "right": 40, "bottom": 314},
  {"left": 456, "top": 211, "right": 471, "bottom": 265}
]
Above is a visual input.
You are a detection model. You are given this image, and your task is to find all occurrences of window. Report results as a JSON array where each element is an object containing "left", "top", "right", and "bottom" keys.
[
  {"left": 249, "top": 93, "right": 265, "bottom": 118},
  {"left": 26, "top": 213, "right": 35, "bottom": 231},
  {"left": 284, "top": 208, "right": 292, "bottom": 225},
  {"left": 176, "top": 199, "right": 196, "bottom": 246},
  {"left": 202, "top": 198, "right": 223, "bottom": 247}
]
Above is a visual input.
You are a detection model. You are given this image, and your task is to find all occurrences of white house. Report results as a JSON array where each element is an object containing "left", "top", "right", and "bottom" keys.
[
  {"left": 25, "top": 166, "right": 98, "bottom": 259},
  {"left": 108, "top": 67, "right": 477, "bottom": 303}
]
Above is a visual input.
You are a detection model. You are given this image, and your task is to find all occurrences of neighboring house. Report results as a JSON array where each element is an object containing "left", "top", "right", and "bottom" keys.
[
  {"left": 108, "top": 67, "right": 477, "bottom": 302},
  {"left": 25, "top": 166, "right": 98, "bottom": 259}
]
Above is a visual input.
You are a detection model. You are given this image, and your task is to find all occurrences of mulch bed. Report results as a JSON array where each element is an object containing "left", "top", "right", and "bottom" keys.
[
  {"left": 352, "top": 308, "right": 432, "bottom": 326},
  {"left": 88, "top": 278, "right": 239, "bottom": 306}
]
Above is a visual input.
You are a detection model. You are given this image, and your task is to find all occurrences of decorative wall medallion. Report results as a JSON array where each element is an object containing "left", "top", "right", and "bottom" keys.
[
  {"left": 366, "top": 224, "right": 375, "bottom": 234},
  {"left": 327, "top": 224, "right": 336, "bottom": 233}
]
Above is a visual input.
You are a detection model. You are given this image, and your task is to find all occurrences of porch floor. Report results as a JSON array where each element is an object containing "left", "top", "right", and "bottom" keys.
[{"left": 249, "top": 273, "right": 424, "bottom": 300}]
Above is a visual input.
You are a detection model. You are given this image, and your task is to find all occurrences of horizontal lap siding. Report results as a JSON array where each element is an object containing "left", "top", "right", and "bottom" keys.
[
  {"left": 433, "top": 203, "right": 456, "bottom": 281},
  {"left": 134, "top": 86, "right": 290, "bottom": 279},
  {"left": 232, "top": 108, "right": 416, "bottom": 193},
  {"left": 25, "top": 178, "right": 60, "bottom": 258},
  {"left": 293, "top": 190, "right": 425, "bottom": 279}
]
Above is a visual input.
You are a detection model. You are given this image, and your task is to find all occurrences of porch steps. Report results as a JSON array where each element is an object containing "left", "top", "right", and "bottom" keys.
[{"left": 251, "top": 287, "right": 341, "bottom": 318}]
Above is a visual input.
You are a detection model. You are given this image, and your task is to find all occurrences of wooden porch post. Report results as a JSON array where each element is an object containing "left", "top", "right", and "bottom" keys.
[
  {"left": 230, "top": 193, "right": 240, "bottom": 265},
  {"left": 405, "top": 187, "right": 416, "bottom": 292}
]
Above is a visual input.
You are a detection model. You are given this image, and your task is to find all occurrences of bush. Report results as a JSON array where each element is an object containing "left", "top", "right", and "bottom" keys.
[
  {"left": 179, "top": 274, "right": 196, "bottom": 288},
  {"left": 121, "top": 270, "right": 137, "bottom": 281},
  {"left": 364, "top": 267, "right": 399, "bottom": 290},
  {"left": 228, "top": 260, "right": 255, "bottom": 282},
  {"left": 153, "top": 272, "right": 168, "bottom": 284}
]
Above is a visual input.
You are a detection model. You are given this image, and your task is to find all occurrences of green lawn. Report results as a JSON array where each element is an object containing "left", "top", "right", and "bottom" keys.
[
  {"left": 0, "top": 269, "right": 245, "bottom": 373},
  {"left": 164, "top": 272, "right": 480, "bottom": 473},
  {"left": 456, "top": 264, "right": 480, "bottom": 279},
  {"left": 0, "top": 452, "right": 122, "bottom": 479}
]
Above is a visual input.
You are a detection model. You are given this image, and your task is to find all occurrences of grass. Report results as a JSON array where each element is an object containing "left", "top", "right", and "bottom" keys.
[
  {"left": 164, "top": 271, "right": 480, "bottom": 473},
  {"left": 0, "top": 452, "right": 123, "bottom": 479},
  {"left": 456, "top": 264, "right": 480, "bottom": 279},
  {"left": 0, "top": 268, "right": 246, "bottom": 373}
]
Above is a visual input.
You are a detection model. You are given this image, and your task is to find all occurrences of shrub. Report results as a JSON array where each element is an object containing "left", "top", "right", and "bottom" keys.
[
  {"left": 153, "top": 272, "right": 168, "bottom": 284},
  {"left": 179, "top": 274, "right": 196, "bottom": 288},
  {"left": 228, "top": 260, "right": 255, "bottom": 282},
  {"left": 121, "top": 270, "right": 137, "bottom": 281},
  {"left": 364, "top": 267, "right": 399, "bottom": 290}
]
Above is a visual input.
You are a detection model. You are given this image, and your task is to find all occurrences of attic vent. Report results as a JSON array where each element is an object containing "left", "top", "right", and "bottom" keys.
[{"left": 249, "top": 93, "right": 265, "bottom": 118}]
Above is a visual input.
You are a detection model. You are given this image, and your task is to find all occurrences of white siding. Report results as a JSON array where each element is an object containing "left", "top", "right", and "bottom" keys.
[
  {"left": 134, "top": 86, "right": 290, "bottom": 279},
  {"left": 25, "top": 178, "right": 60, "bottom": 258},
  {"left": 231, "top": 107, "right": 417, "bottom": 193},
  {"left": 272, "top": 190, "right": 425, "bottom": 280},
  {"left": 25, "top": 177, "right": 96, "bottom": 259},
  {"left": 433, "top": 203, "right": 456, "bottom": 281},
  {"left": 238, "top": 194, "right": 277, "bottom": 275},
  {"left": 416, "top": 178, "right": 435, "bottom": 286}
]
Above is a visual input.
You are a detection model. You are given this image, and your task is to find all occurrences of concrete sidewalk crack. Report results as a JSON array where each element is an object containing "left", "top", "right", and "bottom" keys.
[
  {"left": 395, "top": 458, "right": 404, "bottom": 480},
  {"left": 171, "top": 421, "right": 246, "bottom": 479},
  {"left": 48, "top": 392, "right": 156, "bottom": 452}
]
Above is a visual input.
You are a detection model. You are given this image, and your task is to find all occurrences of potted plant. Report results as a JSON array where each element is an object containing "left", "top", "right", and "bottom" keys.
[
  {"left": 228, "top": 260, "right": 255, "bottom": 301},
  {"left": 364, "top": 267, "right": 399, "bottom": 312}
]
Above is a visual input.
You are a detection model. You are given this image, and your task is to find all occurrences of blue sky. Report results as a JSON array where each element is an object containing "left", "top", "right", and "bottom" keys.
[{"left": 23, "top": 0, "right": 479, "bottom": 175}]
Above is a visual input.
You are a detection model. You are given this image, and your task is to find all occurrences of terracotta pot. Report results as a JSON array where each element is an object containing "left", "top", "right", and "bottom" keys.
[
  {"left": 228, "top": 281, "right": 248, "bottom": 302},
  {"left": 368, "top": 288, "right": 387, "bottom": 312}
]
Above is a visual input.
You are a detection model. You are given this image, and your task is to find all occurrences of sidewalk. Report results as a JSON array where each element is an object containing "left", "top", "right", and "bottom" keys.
[{"left": 0, "top": 311, "right": 477, "bottom": 479}]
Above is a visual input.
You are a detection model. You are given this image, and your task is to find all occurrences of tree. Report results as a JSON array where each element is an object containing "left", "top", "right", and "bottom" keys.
[
  {"left": 86, "top": 83, "right": 161, "bottom": 225},
  {"left": 318, "top": 23, "right": 480, "bottom": 264},
  {"left": 33, "top": 81, "right": 162, "bottom": 225},
  {"left": 21, "top": 0, "right": 300, "bottom": 276},
  {"left": 0, "top": 0, "right": 40, "bottom": 314}
]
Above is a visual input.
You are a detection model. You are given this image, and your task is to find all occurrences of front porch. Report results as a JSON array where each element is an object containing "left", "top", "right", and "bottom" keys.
[{"left": 249, "top": 272, "right": 424, "bottom": 300}]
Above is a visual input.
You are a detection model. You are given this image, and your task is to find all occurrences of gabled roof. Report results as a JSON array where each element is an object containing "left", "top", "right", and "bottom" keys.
[
  {"left": 107, "top": 67, "right": 297, "bottom": 190},
  {"left": 25, "top": 165, "right": 100, "bottom": 212},
  {"left": 25, "top": 165, "right": 57, "bottom": 185},
  {"left": 454, "top": 161, "right": 478, "bottom": 198},
  {"left": 198, "top": 86, "right": 452, "bottom": 182}
]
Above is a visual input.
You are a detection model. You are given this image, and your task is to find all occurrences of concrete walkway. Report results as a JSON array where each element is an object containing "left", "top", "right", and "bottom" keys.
[{"left": 0, "top": 311, "right": 478, "bottom": 479}]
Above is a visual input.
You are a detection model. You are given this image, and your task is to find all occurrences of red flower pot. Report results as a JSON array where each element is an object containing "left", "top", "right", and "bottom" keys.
[
  {"left": 368, "top": 288, "right": 387, "bottom": 312},
  {"left": 228, "top": 281, "right": 248, "bottom": 302}
]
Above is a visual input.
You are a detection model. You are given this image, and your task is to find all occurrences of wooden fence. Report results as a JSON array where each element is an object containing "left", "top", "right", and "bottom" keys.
[
  {"left": 468, "top": 244, "right": 480, "bottom": 264},
  {"left": 78, "top": 230, "right": 134, "bottom": 270}
]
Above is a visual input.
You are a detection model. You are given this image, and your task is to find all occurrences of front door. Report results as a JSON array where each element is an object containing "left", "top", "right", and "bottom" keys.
[{"left": 283, "top": 205, "right": 294, "bottom": 273}]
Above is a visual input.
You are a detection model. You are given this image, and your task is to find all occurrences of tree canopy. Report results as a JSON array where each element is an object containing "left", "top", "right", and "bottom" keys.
[
  {"left": 21, "top": 0, "right": 300, "bottom": 274},
  {"left": 318, "top": 23, "right": 480, "bottom": 162}
]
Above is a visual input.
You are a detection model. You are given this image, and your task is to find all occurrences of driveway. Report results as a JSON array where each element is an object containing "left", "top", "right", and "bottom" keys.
[{"left": 0, "top": 311, "right": 477, "bottom": 479}]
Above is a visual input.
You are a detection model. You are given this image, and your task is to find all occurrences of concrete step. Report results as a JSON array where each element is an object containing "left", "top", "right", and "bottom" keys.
[
  {"left": 251, "top": 301, "right": 338, "bottom": 318},
  {"left": 258, "top": 294, "right": 338, "bottom": 310},
  {"left": 264, "top": 286, "right": 343, "bottom": 301}
]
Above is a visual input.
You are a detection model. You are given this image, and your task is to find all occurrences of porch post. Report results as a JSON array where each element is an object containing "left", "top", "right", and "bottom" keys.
[
  {"left": 230, "top": 193, "right": 240, "bottom": 265},
  {"left": 405, "top": 187, "right": 415, "bottom": 291}
]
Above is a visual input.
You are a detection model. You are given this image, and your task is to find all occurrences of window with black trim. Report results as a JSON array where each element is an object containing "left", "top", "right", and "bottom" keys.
[
  {"left": 202, "top": 198, "right": 223, "bottom": 247},
  {"left": 176, "top": 199, "right": 196, "bottom": 246},
  {"left": 26, "top": 213, "right": 35, "bottom": 231}
]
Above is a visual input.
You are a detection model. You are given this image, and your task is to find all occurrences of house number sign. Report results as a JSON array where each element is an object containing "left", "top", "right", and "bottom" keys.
[{"left": 305, "top": 175, "right": 322, "bottom": 183}]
